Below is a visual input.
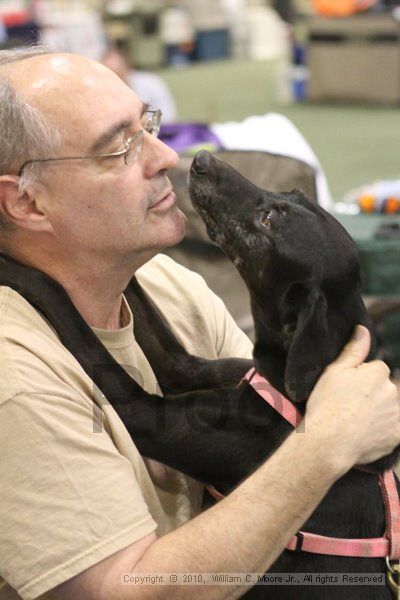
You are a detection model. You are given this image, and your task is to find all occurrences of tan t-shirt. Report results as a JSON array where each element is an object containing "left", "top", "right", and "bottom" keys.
[{"left": 0, "top": 254, "right": 253, "bottom": 600}]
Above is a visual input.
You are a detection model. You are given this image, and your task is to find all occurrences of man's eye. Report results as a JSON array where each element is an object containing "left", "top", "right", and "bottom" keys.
[
  {"left": 112, "top": 135, "right": 126, "bottom": 153},
  {"left": 114, "top": 142, "right": 125, "bottom": 153}
]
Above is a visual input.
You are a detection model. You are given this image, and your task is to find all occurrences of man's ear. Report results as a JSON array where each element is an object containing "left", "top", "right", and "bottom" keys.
[
  {"left": 284, "top": 288, "right": 330, "bottom": 404},
  {"left": 0, "top": 175, "right": 52, "bottom": 232}
]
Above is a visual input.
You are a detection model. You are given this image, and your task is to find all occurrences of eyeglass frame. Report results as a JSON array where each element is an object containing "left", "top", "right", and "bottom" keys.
[{"left": 17, "top": 108, "right": 162, "bottom": 177}]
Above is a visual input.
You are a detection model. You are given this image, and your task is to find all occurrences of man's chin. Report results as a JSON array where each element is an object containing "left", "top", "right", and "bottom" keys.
[
  {"left": 165, "top": 209, "right": 187, "bottom": 248},
  {"left": 151, "top": 207, "right": 187, "bottom": 252}
]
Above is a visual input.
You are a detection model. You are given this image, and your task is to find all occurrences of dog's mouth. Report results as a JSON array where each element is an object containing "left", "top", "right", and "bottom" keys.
[
  {"left": 199, "top": 211, "right": 242, "bottom": 268},
  {"left": 189, "top": 152, "right": 264, "bottom": 257}
]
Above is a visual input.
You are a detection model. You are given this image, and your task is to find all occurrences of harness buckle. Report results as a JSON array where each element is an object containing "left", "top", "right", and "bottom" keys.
[{"left": 386, "top": 557, "right": 400, "bottom": 598}]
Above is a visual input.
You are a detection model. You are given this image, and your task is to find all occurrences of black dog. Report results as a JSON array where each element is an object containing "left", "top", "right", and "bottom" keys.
[
  {"left": 1, "top": 152, "right": 398, "bottom": 598},
  {"left": 125, "top": 151, "right": 400, "bottom": 599}
]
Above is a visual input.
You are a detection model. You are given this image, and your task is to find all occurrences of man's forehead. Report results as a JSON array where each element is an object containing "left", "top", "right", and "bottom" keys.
[
  {"left": 3, "top": 52, "right": 105, "bottom": 89},
  {"left": 3, "top": 52, "right": 141, "bottom": 144}
]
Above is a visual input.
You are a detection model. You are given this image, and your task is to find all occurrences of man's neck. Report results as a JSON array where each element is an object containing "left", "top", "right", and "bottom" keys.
[{"left": 50, "top": 270, "right": 129, "bottom": 330}]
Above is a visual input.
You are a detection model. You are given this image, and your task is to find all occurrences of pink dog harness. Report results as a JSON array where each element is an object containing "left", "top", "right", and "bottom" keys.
[
  {"left": 207, "top": 368, "right": 400, "bottom": 562},
  {"left": 243, "top": 368, "right": 400, "bottom": 560}
]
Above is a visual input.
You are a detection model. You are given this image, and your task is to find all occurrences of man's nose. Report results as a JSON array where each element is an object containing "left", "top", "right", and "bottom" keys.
[{"left": 142, "top": 133, "right": 179, "bottom": 177}]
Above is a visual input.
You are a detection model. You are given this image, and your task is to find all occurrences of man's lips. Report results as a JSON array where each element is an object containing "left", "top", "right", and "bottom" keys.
[{"left": 149, "top": 189, "right": 177, "bottom": 210}]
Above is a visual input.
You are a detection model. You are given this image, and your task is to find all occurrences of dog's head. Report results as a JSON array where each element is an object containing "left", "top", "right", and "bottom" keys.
[{"left": 189, "top": 150, "right": 375, "bottom": 403}]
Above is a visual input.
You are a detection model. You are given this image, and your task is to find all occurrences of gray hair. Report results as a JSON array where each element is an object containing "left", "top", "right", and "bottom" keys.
[{"left": 0, "top": 46, "right": 61, "bottom": 196}]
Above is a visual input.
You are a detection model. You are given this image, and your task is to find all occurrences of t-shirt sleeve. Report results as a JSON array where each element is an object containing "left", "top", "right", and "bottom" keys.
[{"left": 0, "top": 392, "right": 156, "bottom": 600}]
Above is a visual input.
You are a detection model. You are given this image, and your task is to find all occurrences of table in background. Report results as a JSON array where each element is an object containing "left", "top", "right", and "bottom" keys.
[{"left": 337, "top": 212, "right": 400, "bottom": 370}]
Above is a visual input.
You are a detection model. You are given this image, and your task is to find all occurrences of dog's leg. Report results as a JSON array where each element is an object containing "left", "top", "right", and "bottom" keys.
[
  {"left": 126, "top": 277, "right": 252, "bottom": 395},
  {"left": 94, "top": 359, "right": 286, "bottom": 493}
]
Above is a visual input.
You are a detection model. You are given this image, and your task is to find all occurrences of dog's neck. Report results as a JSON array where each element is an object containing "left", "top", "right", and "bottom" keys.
[
  {"left": 253, "top": 340, "right": 288, "bottom": 398},
  {"left": 251, "top": 306, "right": 289, "bottom": 398},
  {"left": 251, "top": 289, "right": 375, "bottom": 406}
]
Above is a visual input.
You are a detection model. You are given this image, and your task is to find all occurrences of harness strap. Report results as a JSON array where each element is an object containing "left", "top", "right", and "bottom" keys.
[
  {"left": 205, "top": 475, "right": 398, "bottom": 558},
  {"left": 380, "top": 469, "right": 400, "bottom": 559},
  {"left": 228, "top": 370, "right": 400, "bottom": 559},
  {"left": 243, "top": 368, "right": 302, "bottom": 428},
  {"left": 286, "top": 470, "right": 400, "bottom": 558},
  {"left": 206, "top": 485, "right": 226, "bottom": 502},
  {"left": 285, "top": 531, "right": 390, "bottom": 558}
]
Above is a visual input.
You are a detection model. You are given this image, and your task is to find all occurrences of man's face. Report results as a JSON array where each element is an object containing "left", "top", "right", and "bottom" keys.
[{"left": 11, "top": 53, "right": 185, "bottom": 267}]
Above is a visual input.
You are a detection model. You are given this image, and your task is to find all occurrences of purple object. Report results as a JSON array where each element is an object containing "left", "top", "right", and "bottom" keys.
[{"left": 159, "top": 123, "right": 222, "bottom": 154}]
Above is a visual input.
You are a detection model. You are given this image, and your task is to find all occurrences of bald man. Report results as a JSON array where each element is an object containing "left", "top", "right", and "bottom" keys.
[{"left": 0, "top": 47, "right": 398, "bottom": 600}]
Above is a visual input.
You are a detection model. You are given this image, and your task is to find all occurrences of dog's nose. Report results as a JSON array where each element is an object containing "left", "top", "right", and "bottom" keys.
[{"left": 191, "top": 150, "right": 212, "bottom": 175}]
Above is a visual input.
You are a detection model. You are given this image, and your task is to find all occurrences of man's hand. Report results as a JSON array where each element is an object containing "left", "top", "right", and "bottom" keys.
[{"left": 305, "top": 325, "right": 400, "bottom": 468}]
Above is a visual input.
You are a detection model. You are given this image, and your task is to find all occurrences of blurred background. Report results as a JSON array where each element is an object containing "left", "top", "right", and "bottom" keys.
[
  {"left": 3, "top": 0, "right": 400, "bottom": 368},
  {"left": 1, "top": 0, "right": 399, "bottom": 199}
]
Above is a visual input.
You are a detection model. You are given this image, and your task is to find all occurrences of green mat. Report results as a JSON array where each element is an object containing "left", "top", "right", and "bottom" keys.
[{"left": 337, "top": 213, "right": 400, "bottom": 296}]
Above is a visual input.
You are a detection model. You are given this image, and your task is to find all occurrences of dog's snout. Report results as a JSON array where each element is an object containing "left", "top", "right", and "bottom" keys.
[{"left": 191, "top": 150, "right": 212, "bottom": 175}]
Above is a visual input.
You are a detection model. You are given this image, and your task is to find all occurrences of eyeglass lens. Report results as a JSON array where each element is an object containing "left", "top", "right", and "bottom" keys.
[
  {"left": 125, "top": 132, "right": 144, "bottom": 166},
  {"left": 143, "top": 110, "right": 161, "bottom": 138},
  {"left": 125, "top": 110, "right": 161, "bottom": 165}
]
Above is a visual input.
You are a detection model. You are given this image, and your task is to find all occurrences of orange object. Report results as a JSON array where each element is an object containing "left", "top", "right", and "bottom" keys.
[
  {"left": 384, "top": 197, "right": 400, "bottom": 214},
  {"left": 0, "top": 11, "right": 31, "bottom": 27},
  {"left": 312, "top": 0, "right": 378, "bottom": 17},
  {"left": 358, "top": 194, "right": 375, "bottom": 213}
]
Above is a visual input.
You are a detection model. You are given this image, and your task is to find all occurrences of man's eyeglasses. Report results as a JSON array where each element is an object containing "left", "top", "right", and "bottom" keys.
[{"left": 18, "top": 108, "right": 162, "bottom": 177}]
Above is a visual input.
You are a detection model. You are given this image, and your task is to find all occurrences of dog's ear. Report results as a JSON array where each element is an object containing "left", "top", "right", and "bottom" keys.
[{"left": 284, "top": 288, "right": 330, "bottom": 404}]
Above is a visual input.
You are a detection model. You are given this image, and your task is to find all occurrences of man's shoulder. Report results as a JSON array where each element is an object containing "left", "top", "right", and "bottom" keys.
[
  {"left": 0, "top": 284, "right": 62, "bottom": 349},
  {"left": 137, "top": 252, "right": 206, "bottom": 285},
  {"left": 0, "top": 285, "right": 91, "bottom": 405},
  {"left": 136, "top": 253, "right": 215, "bottom": 315}
]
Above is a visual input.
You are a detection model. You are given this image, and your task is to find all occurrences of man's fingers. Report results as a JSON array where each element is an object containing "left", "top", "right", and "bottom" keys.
[{"left": 333, "top": 325, "right": 371, "bottom": 369}]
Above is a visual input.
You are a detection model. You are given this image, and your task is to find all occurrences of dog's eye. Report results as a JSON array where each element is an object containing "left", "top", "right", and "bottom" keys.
[{"left": 260, "top": 210, "right": 272, "bottom": 227}]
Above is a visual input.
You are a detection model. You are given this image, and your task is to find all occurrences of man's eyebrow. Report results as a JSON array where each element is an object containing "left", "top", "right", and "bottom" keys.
[
  {"left": 89, "top": 103, "right": 150, "bottom": 154},
  {"left": 89, "top": 119, "right": 132, "bottom": 154}
]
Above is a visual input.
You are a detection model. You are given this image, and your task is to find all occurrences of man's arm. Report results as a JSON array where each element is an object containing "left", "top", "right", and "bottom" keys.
[{"left": 54, "top": 326, "right": 400, "bottom": 599}]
